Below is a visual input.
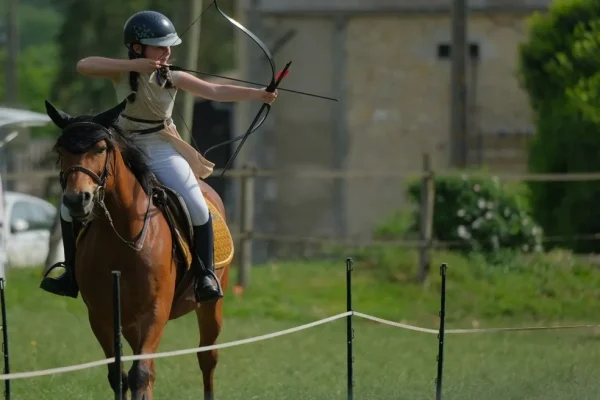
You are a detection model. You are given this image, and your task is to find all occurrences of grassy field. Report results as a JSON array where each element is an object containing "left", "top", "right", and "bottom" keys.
[{"left": 4, "top": 250, "right": 600, "bottom": 399}]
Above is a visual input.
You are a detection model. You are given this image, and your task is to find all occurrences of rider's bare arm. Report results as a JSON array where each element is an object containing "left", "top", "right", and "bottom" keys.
[
  {"left": 173, "top": 71, "right": 262, "bottom": 102},
  {"left": 76, "top": 57, "right": 161, "bottom": 81}
]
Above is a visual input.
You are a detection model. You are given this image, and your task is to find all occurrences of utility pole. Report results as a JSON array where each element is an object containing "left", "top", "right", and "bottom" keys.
[
  {"left": 450, "top": 0, "right": 467, "bottom": 167},
  {"left": 5, "top": 0, "right": 19, "bottom": 105},
  {"left": 177, "top": 0, "right": 203, "bottom": 144}
]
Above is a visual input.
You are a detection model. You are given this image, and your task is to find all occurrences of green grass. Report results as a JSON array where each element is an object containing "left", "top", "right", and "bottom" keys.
[{"left": 4, "top": 249, "right": 600, "bottom": 399}]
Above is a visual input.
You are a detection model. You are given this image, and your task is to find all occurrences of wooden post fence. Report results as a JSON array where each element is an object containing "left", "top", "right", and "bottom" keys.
[
  {"left": 418, "top": 153, "right": 435, "bottom": 283},
  {"left": 237, "top": 164, "right": 256, "bottom": 288}
]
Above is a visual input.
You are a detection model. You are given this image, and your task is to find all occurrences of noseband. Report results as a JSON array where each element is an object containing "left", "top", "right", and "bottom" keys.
[{"left": 58, "top": 121, "right": 153, "bottom": 251}]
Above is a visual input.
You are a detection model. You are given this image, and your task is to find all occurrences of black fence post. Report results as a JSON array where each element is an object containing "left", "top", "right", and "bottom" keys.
[
  {"left": 435, "top": 263, "right": 448, "bottom": 400},
  {"left": 346, "top": 257, "right": 354, "bottom": 400},
  {"left": 0, "top": 278, "right": 9, "bottom": 400},
  {"left": 112, "top": 271, "right": 123, "bottom": 400}
]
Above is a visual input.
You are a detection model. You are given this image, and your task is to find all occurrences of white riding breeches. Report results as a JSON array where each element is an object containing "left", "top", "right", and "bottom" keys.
[
  {"left": 61, "top": 134, "right": 210, "bottom": 226},
  {"left": 145, "top": 142, "right": 210, "bottom": 226}
]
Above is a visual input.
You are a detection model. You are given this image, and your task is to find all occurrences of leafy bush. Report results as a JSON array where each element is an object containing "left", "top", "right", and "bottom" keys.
[
  {"left": 518, "top": 0, "right": 600, "bottom": 252},
  {"left": 405, "top": 174, "right": 543, "bottom": 256}
]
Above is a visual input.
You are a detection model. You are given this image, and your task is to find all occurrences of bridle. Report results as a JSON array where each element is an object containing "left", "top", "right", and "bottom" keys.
[
  {"left": 59, "top": 123, "right": 112, "bottom": 191},
  {"left": 59, "top": 122, "right": 153, "bottom": 251}
]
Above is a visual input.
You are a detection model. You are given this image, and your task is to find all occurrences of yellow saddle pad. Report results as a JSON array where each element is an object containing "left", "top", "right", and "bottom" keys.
[{"left": 205, "top": 197, "right": 234, "bottom": 268}]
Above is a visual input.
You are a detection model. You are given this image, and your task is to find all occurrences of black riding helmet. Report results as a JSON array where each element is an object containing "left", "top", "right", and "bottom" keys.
[{"left": 123, "top": 11, "right": 182, "bottom": 48}]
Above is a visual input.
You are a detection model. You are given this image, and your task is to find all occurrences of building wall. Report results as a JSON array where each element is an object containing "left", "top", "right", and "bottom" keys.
[
  {"left": 344, "top": 12, "right": 534, "bottom": 236},
  {"left": 242, "top": 7, "right": 537, "bottom": 251},
  {"left": 256, "top": 16, "right": 342, "bottom": 247}
]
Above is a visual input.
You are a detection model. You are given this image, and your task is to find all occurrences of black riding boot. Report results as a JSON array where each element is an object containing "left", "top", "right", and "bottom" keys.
[
  {"left": 191, "top": 215, "right": 223, "bottom": 303},
  {"left": 39, "top": 216, "right": 79, "bottom": 298}
]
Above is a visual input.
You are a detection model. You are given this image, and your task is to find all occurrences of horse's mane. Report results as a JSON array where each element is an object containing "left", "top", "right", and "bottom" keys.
[{"left": 54, "top": 115, "right": 157, "bottom": 195}]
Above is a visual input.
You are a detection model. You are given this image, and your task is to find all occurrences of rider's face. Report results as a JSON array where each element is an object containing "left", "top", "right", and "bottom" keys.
[{"left": 144, "top": 45, "right": 171, "bottom": 63}]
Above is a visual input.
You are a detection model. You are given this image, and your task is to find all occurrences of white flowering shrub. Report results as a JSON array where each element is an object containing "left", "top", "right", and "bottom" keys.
[{"left": 407, "top": 175, "right": 544, "bottom": 254}]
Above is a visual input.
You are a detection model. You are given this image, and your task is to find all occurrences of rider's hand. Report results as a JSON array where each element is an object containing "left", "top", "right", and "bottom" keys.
[
  {"left": 256, "top": 88, "right": 278, "bottom": 105},
  {"left": 129, "top": 58, "right": 162, "bottom": 74}
]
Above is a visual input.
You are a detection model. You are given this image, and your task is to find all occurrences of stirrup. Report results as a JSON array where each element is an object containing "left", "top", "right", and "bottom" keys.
[
  {"left": 40, "top": 262, "right": 79, "bottom": 298},
  {"left": 204, "top": 268, "right": 223, "bottom": 296},
  {"left": 42, "top": 262, "right": 68, "bottom": 279},
  {"left": 194, "top": 269, "right": 223, "bottom": 303}
]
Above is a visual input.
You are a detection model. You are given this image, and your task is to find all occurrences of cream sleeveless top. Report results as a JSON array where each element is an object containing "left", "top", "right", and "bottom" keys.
[
  {"left": 112, "top": 70, "right": 215, "bottom": 179},
  {"left": 113, "top": 71, "right": 177, "bottom": 126}
]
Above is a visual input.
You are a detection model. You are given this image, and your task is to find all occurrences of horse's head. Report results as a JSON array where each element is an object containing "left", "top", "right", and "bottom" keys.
[{"left": 45, "top": 100, "right": 127, "bottom": 219}]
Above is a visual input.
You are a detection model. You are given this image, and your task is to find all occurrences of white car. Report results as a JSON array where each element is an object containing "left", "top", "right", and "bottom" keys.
[
  {"left": 0, "top": 106, "right": 55, "bottom": 278},
  {"left": 1, "top": 191, "right": 64, "bottom": 269}
]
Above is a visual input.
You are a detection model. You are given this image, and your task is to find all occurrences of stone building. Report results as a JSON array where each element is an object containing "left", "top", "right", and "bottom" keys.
[{"left": 213, "top": 0, "right": 552, "bottom": 260}]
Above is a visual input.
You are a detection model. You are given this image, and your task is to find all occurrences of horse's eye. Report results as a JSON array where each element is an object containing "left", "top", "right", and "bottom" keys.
[{"left": 96, "top": 147, "right": 107, "bottom": 154}]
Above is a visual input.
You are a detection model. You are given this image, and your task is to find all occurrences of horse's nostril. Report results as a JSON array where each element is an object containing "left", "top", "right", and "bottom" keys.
[
  {"left": 63, "top": 191, "right": 93, "bottom": 211},
  {"left": 62, "top": 193, "right": 78, "bottom": 208}
]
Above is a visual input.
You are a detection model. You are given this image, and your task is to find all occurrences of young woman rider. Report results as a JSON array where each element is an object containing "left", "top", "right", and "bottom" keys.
[{"left": 40, "top": 10, "right": 277, "bottom": 304}]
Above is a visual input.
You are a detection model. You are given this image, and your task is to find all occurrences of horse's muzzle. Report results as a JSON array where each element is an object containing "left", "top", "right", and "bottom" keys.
[{"left": 63, "top": 190, "right": 94, "bottom": 218}]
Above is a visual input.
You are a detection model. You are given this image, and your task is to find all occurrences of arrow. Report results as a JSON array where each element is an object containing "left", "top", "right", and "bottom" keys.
[{"left": 165, "top": 65, "right": 339, "bottom": 102}]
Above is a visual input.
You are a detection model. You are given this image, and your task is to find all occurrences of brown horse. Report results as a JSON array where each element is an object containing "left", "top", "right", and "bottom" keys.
[{"left": 44, "top": 99, "right": 231, "bottom": 400}]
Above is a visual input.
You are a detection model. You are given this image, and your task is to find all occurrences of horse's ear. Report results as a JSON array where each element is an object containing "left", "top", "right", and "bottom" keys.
[
  {"left": 92, "top": 99, "right": 127, "bottom": 127},
  {"left": 44, "top": 100, "right": 73, "bottom": 129}
]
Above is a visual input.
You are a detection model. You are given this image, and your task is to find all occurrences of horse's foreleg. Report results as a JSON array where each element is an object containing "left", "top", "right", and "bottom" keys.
[
  {"left": 196, "top": 299, "right": 224, "bottom": 400},
  {"left": 124, "top": 310, "right": 169, "bottom": 400},
  {"left": 109, "top": 362, "right": 130, "bottom": 399},
  {"left": 89, "top": 315, "right": 130, "bottom": 399}
]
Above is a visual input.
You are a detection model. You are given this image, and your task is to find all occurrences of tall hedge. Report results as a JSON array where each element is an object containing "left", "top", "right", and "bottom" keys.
[{"left": 518, "top": 0, "right": 600, "bottom": 252}]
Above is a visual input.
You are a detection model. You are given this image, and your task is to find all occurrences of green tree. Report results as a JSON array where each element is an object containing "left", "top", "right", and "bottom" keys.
[
  {"left": 0, "top": 44, "right": 58, "bottom": 111},
  {"left": 518, "top": 0, "right": 600, "bottom": 252},
  {"left": 0, "top": 43, "right": 59, "bottom": 137},
  {"left": 0, "top": 0, "right": 63, "bottom": 50},
  {"left": 0, "top": 0, "right": 62, "bottom": 114},
  {"left": 49, "top": 0, "right": 150, "bottom": 112}
]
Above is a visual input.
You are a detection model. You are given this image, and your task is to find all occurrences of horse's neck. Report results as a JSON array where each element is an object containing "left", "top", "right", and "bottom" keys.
[{"left": 103, "top": 155, "right": 150, "bottom": 230}]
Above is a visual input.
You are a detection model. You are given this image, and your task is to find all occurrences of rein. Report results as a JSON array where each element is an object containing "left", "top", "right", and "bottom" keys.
[{"left": 59, "top": 122, "right": 153, "bottom": 251}]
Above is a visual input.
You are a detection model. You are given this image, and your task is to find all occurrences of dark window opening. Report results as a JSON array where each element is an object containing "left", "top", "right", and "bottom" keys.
[{"left": 437, "top": 43, "right": 480, "bottom": 59}]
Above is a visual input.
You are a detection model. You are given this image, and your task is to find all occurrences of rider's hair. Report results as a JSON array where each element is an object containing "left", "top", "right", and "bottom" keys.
[{"left": 127, "top": 45, "right": 142, "bottom": 103}]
